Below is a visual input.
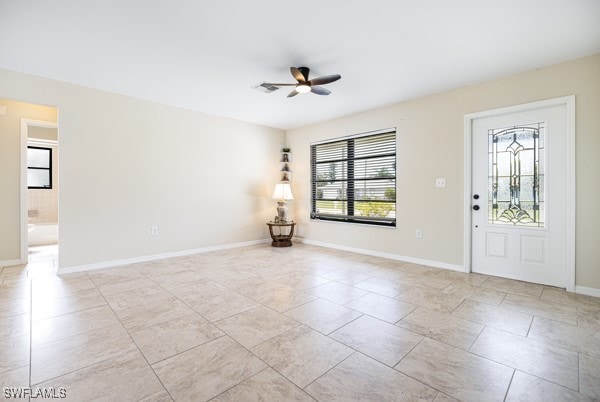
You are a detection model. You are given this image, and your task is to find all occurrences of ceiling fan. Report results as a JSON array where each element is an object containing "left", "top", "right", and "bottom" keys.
[{"left": 265, "top": 67, "right": 341, "bottom": 98}]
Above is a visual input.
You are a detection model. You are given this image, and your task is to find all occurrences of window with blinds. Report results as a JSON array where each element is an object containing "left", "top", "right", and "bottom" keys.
[{"left": 311, "top": 129, "right": 396, "bottom": 226}]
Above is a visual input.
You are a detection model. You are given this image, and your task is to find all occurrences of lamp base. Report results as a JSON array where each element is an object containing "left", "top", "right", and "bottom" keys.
[{"left": 276, "top": 201, "right": 289, "bottom": 222}]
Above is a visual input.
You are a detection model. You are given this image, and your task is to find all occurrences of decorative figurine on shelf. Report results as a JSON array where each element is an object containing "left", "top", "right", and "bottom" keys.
[
  {"left": 282, "top": 153, "right": 289, "bottom": 162},
  {"left": 282, "top": 173, "right": 290, "bottom": 182}
]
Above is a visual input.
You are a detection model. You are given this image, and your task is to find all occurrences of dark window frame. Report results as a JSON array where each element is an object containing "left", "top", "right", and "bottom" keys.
[
  {"left": 27, "top": 146, "right": 53, "bottom": 189},
  {"left": 311, "top": 129, "right": 396, "bottom": 227}
]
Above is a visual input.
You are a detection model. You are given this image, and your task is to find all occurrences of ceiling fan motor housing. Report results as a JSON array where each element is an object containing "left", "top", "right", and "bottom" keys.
[{"left": 297, "top": 67, "right": 310, "bottom": 81}]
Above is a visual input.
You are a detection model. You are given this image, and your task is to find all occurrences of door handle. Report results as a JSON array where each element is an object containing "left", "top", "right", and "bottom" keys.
[{"left": 473, "top": 205, "right": 480, "bottom": 211}]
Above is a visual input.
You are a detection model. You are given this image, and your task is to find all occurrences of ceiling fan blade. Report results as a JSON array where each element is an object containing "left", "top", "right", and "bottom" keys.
[
  {"left": 264, "top": 83, "right": 297, "bottom": 86},
  {"left": 290, "top": 67, "right": 306, "bottom": 83},
  {"left": 311, "top": 86, "right": 331, "bottom": 95},
  {"left": 310, "top": 74, "right": 341, "bottom": 86},
  {"left": 287, "top": 89, "right": 300, "bottom": 98}
]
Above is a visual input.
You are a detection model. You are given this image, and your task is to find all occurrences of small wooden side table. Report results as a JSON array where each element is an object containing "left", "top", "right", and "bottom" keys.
[{"left": 266, "top": 221, "right": 296, "bottom": 247}]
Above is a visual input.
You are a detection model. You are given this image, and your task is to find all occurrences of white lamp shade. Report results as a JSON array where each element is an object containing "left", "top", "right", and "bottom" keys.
[{"left": 272, "top": 183, "right": 294, "bottom": 200}]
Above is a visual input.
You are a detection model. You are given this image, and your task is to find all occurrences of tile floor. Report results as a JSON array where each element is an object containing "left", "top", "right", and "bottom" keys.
[{"left": 1, "top": 243, "right": 599, "bottom": 401}]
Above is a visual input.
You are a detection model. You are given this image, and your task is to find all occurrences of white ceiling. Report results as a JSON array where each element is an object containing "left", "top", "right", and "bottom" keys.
[{"left": 1, "top": 1, "right": 599, "bottom": 130}]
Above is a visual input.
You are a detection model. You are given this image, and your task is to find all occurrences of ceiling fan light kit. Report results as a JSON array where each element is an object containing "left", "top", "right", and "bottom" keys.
[
  {"left": 262, "top": 66, "right": 341, "bottom": 98},
  {"left": 296, "top": 83, "right": 311, "bottom": 93}
]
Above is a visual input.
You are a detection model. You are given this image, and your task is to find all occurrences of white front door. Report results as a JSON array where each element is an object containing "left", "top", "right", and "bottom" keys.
[{"left": 470, "top": 99, "right": 573, "bottom": 288}]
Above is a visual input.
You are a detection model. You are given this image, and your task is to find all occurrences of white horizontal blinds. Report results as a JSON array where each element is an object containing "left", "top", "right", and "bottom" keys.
[{"left": 311, "top": 130, "right": 396, "bottom": 226}]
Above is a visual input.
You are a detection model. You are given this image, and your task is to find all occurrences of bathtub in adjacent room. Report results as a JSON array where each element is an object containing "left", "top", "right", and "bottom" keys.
[{"left": 28, "top": 223, "right": 58, "bottom": 246}]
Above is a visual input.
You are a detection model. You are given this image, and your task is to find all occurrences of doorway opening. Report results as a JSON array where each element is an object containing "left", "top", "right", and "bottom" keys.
[{"left": 21, "top": 115, "right": 59, "bottom": 278}]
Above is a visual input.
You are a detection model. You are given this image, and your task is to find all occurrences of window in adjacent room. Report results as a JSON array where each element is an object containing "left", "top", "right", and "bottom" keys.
[
  {"left": 27, "top": 146, "right": 52, "bottom": 189},
  {"left": 311, "top": 128, "right": 396, "bottom": 226}
]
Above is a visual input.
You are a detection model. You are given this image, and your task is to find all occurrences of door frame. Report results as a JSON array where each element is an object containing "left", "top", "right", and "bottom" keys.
[
  {"left": 20, "top": 118, "right": 58, "bottom": 263},
  {"left": 463, "top": 96, "right": 575, "bottom": 291}
]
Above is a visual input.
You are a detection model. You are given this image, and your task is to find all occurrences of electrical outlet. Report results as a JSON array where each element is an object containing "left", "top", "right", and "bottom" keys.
[
  {"left": 435, "top": 178, "right": 446, "bottom": 188},
  {"left": 151, "top": 226, "right": 159, "bottom": 235},
  {"left": 416, "top": 229, "right": 422, "bottom": 239}
]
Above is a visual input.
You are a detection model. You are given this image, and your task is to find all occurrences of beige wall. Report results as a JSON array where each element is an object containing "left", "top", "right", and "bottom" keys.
[
  {"left": 28, "top": 126, "right": 58, "bottom": 141},
  {"left": 0, "top": 72, "right": 284, "bottom": 268},
  {"left": 287, "top": 53, "right": 600, "bottom": 290},
  {"left": 0, "top": 99, "right": 58, "bottom": 261}
]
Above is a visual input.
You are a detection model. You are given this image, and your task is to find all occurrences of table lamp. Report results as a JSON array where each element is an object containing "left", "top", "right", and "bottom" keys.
[{"left": 272, "top": 183, "right": 294, "bottom": 222}]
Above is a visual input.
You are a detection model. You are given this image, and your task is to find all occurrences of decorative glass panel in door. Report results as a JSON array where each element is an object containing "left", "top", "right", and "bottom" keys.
[{"left": 488, "top": 123, "right": 544, "bottom": 227}]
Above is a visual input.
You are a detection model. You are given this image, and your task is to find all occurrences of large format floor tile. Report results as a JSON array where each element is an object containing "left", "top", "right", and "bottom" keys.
[
  {"left": 452, "top": 299, "right": 533, "bottom": 336},
  {"left": 344, "top": 292, "right": 416, "bottom": 323},
  {"left": 130, "top": 313, "right": 224, "bottom": 364},
  {"left": 32, "top": 305, "right": 119, "bottom": 346},
  {"left": 308, "top": 281, "right": 369, "bottom": 304},
  {"left": 5, "top": 243, "right": 599, "bottom": 401},
  {"left": 0, "top": 366, "right": 29, "bottom": 400},
  {"left": 397, "top": 307, "right": 483, "bottom": 349},
  {"left": 480, "top": 276, "right": 543, "bottom": 298},
  {"left": 87, "top": 267, "right": 146, "bottom": 287},
  {"left": 272, "top": 272, "right": 330, "bottom": 290},
  {"left": 114, "top": 297, "right": 194, "bottom": 332},
  {"left": 252, "top": 325, "right": 353, "bottom": 388},
  {"left": 353, "top": 276, "right": 404, "bottom": 297},
  {"left": 580, "top": 353, "right": 600, "bottom": 399},
  {"left": 284, "top": 298, "right": 362, "bottom": 335},
  {"left": 214, "top": 306, "right": 299, "bottom": 349},
  {"left": 103, "top": 284, "right": 173, "bottom": 312},
  {"left": 0, "top": 334, "right": 30, "bottom": 375},
  {"left": 0, "top": 279, "right": 30, "bottom": 302},
  {"left": 306, "top": 352, "right": 438, "bottom": 401},
  {"left": 527, "top": 316, "right": 600, "bottom": 356},
  {"left": 470, "top": 327, "right": 579, "bottom": 390},
  {"left": 500, "top": 293, "right": 578, "bottom": 325},
  {"left": 31, "top": 273, "right": 96, "bottom": 298},
  {"left": 0, "top": 314, "right": 29, "bottom": 339},
  {"left": 321, "top": 268, "right": 372, "bottom": 285},
  {"left": 440, "top": 282, "right": 506, "bottom": 306},
  {"left": 396, "top": 290, "right": 464, "bottom": 314},
  {"left": 236, "top": 281, "right": 316, "bottom": 309},
  {"left": 31, "top": 323, "right": 137, "bottom": 384},
  {"left": 182, "top": 290, "right": 260, "bottom": 322},
  {"left": 152, "top": 336, "right": 266, "bottom": 401},
  {"left": 541, "top": 287, "right": 600, "bottom": 310},
  {"left": 578, "top": 304, "right": 600, "bottom": 331},
  {"left": 0, "top": 297, "right": 30, "bottom": 320},
  {"left": 505, "top": 370, "right": 595, "bottom": 402},
  {"left": 151, "top": 270, "right": 206, "bottom": 289},
  {"left": 211, "top": 368, "right": 313, "bottom": 402},
  {"left": 396, "top": 337, "right": 514, "bottom": 402},
  {"left": 96, "top": 277, "right": 157, "bottom": 297},
  {"left": 330, "top": 315, "right": 423, "bottom": 367},
  {"left": 36, "top": 350, "right": 166, "bottom": 401},
  {"left": 31, "top": 288, "right": 107, "bottom": 321}
]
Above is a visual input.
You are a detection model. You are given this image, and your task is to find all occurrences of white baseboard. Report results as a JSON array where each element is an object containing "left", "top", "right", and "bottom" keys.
[
  {"left": 298, "top": 238, "right": 465, "bottom": 272},
  {"left": 58, "top": 239, "right": 271, "bottom": 274},
  {"left": 575, "top": 286, "right": 600, "bottom": 298},
  {"left": 0, "top": 258, "right": 25, "bottom": 268}
]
